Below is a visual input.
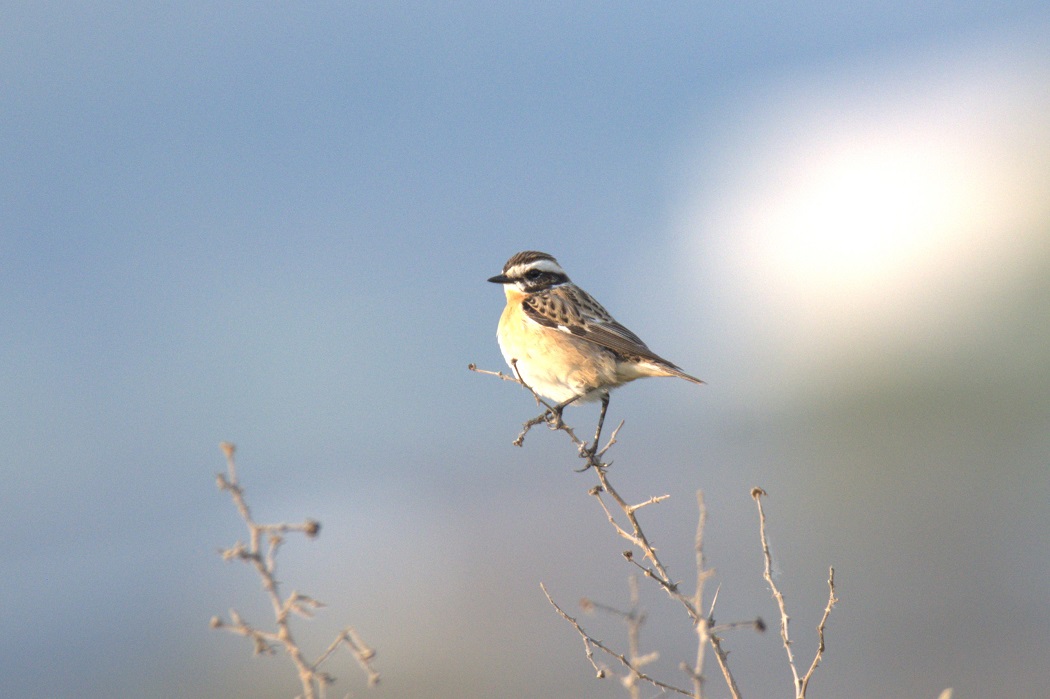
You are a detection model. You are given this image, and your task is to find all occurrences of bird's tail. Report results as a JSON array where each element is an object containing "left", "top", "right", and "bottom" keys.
[
  {"left": 665, "top": 365, "right": 705, "bottom": 385},
  {"left": 633, "top": 359, "right": 704, "bottom": 385}
]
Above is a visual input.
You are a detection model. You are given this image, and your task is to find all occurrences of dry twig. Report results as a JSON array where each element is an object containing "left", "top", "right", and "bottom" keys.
[
  {"left": 211, "top": 442, "right": 379, "bottom": 698},
  {"left": 752, "top": 487, "right": 837, "bottom": 699},
  {"left": 542, "top": 583, "right": 693, "bottom": 697},
  {"left": 579, "top": 575, "right": 662, "bottom": 699},
  {"left": 471, "top": 365, "right": 762, "bottom": 698}
]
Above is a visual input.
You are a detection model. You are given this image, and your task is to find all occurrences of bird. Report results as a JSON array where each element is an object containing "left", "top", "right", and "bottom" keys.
[{"left": 488, "top": 250, "right": 702, "bottom": 450}]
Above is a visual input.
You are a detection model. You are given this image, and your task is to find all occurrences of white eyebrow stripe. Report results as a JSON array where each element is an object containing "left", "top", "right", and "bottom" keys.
[
  {"left": 530, "top": 259, "right": 565, "bottom": 274},
  {"left": 508, "top": 259, "right": 566, "bottom": 278}
]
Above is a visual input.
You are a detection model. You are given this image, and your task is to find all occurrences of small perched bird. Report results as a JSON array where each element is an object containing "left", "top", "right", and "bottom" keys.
[{"left": 488, "top": 250, "right": 702, "bottom": 447}]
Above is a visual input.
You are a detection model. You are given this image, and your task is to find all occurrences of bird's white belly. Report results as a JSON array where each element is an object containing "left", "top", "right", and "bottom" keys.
[{"left": 497, "top": 313, "right": 616, "bottom": 404}]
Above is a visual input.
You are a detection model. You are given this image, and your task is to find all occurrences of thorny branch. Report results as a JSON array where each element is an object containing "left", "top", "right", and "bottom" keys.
[
  {"left": 579, "top": 575, "right": 662, "bottom": 699},
  {"left": 211, "top": 442, "right": 379, "bottom": 698},
  {"left": 473, "top": 364, "right": 837, "bottom": 698},
  {"left": 542, "top": 583, "right": 694, "bottom": 698},
  {"left": 471, "top": 364, "right": 766, "bottom": 698},
  {"left": 752, "top": 487, "right": 837, "bottom": 699},
  {"left": 468, "top": 363, "right": 590, "bottom": 450}
]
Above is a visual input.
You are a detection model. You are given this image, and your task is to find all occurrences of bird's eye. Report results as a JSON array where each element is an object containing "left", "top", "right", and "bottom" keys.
[{"left": 525, "top": 269, "right": 543, "bottom": 280}]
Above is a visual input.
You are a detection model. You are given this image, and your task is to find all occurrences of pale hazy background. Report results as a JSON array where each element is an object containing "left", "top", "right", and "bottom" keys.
[{"left": 3, "top": 3, "right": 1049, "bottom": 698}]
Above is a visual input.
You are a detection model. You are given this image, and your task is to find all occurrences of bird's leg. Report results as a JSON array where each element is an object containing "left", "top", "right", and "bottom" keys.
[
  {"left": 583, "top": 393, "right": 610, "bottom": 456},
  {"left": 546, "top": 394, "right": 583, "bottom": 429},
  {"left": 509, "top": 358, "right": 585, "bottom": 444}
]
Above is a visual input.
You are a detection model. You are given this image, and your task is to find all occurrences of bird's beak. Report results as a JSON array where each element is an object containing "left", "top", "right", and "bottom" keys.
[{"left": 487, "top": 274, "right": 511, "bottom": 284}]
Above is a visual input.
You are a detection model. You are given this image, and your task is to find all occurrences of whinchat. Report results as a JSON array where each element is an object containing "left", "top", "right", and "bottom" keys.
[{"left": 488, "top": 250, "right": 702, "bottom": 445}]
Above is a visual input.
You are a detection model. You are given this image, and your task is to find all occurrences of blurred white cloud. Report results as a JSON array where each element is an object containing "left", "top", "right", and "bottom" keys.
[{"left": 676, "top": 38, "right": 1050, "bottom": 398}]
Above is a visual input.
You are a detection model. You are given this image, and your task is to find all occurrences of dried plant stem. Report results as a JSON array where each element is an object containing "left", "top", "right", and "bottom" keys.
[
  {"left": 690, "top": 492, "right": 713, "bottom": 699},
  {"left": 472, "top": 364, "right": 841, "bottom": 699},
  {"left": 752, "top": 487, "right": 837, "bottom": 699},
  {"left": 212, "top": 442, "right": 379, "bottom": 698},
  {"left": 472, "top": 364, "right": 762, "bottom": 698},
  {"left": 542, "top": 583, "right": 694, "bottom": 697},
  {"left": 566, "top": 467, "right": 756, "bottom": 699},
  {"left": 579, "top": 575, "right": 664, "bottom": 699}
]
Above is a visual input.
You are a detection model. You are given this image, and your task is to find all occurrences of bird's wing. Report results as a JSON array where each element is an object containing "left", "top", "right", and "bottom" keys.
[{"left": 523, "top": 285, "right": 677, "bottom": 366}]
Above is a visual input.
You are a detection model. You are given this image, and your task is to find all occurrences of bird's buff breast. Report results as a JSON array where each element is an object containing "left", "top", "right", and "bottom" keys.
[{"left": 496, "top": 297, "right": 615, "bottom": 403}]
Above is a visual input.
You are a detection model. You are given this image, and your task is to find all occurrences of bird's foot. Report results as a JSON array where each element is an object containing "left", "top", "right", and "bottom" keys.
[{"left": 545, "top": 405, "right": 565, "bottom": 430}]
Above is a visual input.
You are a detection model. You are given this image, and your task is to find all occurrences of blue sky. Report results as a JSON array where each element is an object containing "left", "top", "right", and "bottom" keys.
[{"left": 2, "top": 3, "right": 1049, "bottom": 698}]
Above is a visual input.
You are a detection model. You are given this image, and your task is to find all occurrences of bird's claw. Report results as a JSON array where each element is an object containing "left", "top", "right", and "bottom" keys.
[{"left": 545, "top": 407, "right": 565, "bottom": 430}]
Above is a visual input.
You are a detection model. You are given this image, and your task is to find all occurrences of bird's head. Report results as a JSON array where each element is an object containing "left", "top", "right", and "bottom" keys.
[{"left": 488, "top": 250, "right": 571, "bottom": 293}]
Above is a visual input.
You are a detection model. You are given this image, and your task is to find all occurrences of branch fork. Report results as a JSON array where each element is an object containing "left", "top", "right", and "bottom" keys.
[
  {"left": 212, "top": 442, "right": 379, "bottom": 697},
  {"left": 472, "top": 365, "right": 835, "bottom": 699}
]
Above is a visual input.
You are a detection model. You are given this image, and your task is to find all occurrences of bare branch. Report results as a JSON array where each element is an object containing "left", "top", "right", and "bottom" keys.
[
  {"left": 752, "top": 487, "right": 836, "bottom": 698},
  {"left": 798, "top": 567, "right": 837, "bottom": 697},
  {"left": 467, "top": 363, "right": 523, "bottom": 383},
  {"left": 472, "top": 367, "right": 824, "bottom": 699},
  {"left": 581, "top": 575, "right": 660, "bottom": 699},
  {"left": 752, "top": 487, "right": 797, "bottom": 678},
  {"left": 213, "top": 442, "right": 379, "bottom": 697},
  {"left": 690, "top": 491, "right": 711, "bottom": 699},
  {"left": 542, "top": 584, "right": 694, "bottom": 697}
]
